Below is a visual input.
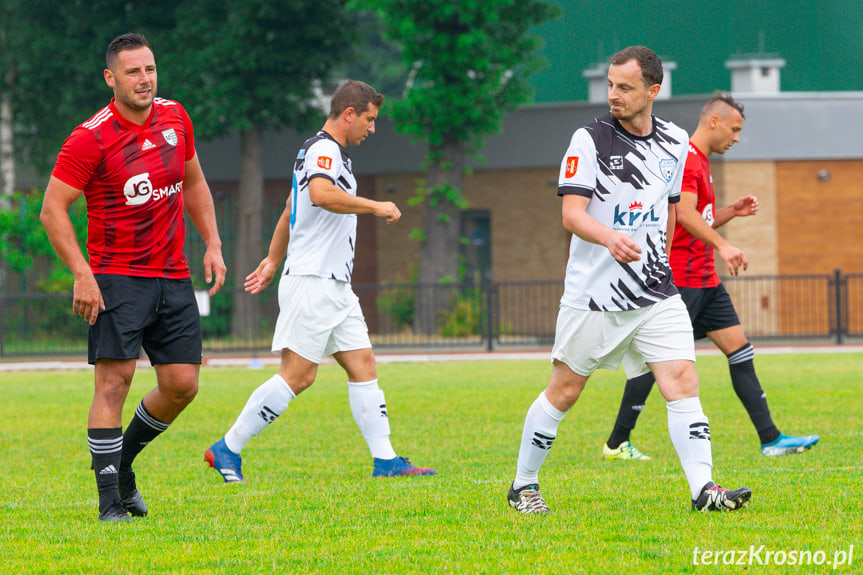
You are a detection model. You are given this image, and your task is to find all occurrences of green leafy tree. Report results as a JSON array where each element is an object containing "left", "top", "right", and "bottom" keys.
[
  {"left": 361, "top": 0, "right": 559, "bottom": 333},
  {"left": 0, "top": 189, "right": 88, "bottom": 291},
  {"left": 0, "top": 0, "right": 176, "bottom": 293},
  {"left": 165, "top": 0, "right": 356, "bottom": 341}
]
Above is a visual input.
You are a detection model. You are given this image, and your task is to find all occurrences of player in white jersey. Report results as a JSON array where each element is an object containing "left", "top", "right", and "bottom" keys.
[
  {"left": 205, "top": 81, "right": 436, "bottom": 482},
  {"left": 507, "top": 47, "right": 751, "bottom": 514}
]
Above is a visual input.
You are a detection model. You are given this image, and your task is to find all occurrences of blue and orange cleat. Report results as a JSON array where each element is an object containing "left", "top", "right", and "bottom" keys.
[
  {"left": 204, "top": 438, "right": 246, "bottom": 483},
  {"left": 372, "top": 456, "right": 436, "bottom": 477}
]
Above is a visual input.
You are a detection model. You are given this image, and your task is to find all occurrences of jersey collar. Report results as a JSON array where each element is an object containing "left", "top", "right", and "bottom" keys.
[
  {"left": 319, "top": 129, "right": 344, "bottom": 149},
  {"left": 108, "top": 98, "right": 155, "bottom": 131},
  {"left": 611, "top": 114, "right": 656, "bottom": 141}
]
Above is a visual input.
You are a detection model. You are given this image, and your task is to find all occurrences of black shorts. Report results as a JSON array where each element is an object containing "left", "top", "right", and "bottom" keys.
[
  {"left": 678, "top": 284, "right": 741, "bottom": 340},
  {"left": 88, "top": 275, "right": 202, "bottom": 365}
]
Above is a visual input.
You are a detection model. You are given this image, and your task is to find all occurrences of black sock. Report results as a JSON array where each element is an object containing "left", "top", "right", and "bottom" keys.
[
  {"left": 607, "top": 371, "right": 656, "bottom": 448},
  {"left": 727, "top": 343, "right": 780, "bottom": 445},
  {"left": 120, "top": 402, "right": 170, "bottom": 472},
  {"left": 89, "top": 427, "right": 123, "bottom": 513}
]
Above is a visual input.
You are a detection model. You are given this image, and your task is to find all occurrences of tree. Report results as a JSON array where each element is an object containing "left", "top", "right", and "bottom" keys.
[
  {"left": 362, "top": 0, "right": 559, "bottom": 333},
  {"left": 164, "top": 0, "right": 356, "bottom": 342},
  {"left": 0, "top": 0, "right": 164, "bottom": 293}
]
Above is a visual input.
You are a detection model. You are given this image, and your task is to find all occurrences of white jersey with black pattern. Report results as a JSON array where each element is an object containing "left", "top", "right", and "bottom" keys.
[
  {"left": 557, "top": 113, "right": 689, "bottom": 311},
  {"left": 284, "top": 131, "right": 358, "bottom": 282}
]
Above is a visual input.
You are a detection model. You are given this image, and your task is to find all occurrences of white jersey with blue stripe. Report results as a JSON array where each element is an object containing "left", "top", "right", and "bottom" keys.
[{"left": 284, "top": 131, "right": 357, "bottom": 282}]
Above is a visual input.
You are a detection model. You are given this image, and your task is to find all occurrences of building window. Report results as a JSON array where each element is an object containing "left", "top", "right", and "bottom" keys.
[{"left": 461, "top": 210, "right": 491, "bottom": 285}]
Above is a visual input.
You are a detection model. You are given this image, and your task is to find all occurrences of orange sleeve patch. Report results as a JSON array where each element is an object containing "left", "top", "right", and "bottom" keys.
[
  {"left": 565, "top": 156, "right": 579, "bottom": 178},
  {"left": 317, "top": 156, "right": 332, "bottom": 170}
]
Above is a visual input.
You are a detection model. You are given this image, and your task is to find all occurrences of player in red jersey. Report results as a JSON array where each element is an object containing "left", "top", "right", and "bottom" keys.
[
  {"left": 40, "top": 33, "right": 226, "bottom": 522},
  {"left": 601, "top": 93, "right": 818, "bottom": 462}
]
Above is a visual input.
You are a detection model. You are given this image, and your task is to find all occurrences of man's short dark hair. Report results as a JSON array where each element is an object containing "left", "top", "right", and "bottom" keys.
[
  {"left": 106, "top": 33, "right": 152, "bottom": 70},
  {"left": 610, "top": 46, "right": 663, "bottom": 88},
  {"left": 329, "top": 80, "right": 384, "bottom": 119},
  {"left": 702, "top": 91, "right": 746, "bottom": 120}
]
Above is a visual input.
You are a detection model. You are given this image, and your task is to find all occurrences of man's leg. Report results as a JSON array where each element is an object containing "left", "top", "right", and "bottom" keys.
[
  {"left": 652, "top": 359, "right": 750, "bottom": 511},
  {"left": 651, "top": 360, "right": 713, "bottom": 499},
  {"left": 334, "top": 348, "right": 435, "bottom": 477},
  {"left": 604, "top": 371, "right": 655, "bottom": 459},
  {"left": 206, "top": 349, "right": 315, "bottom": 482},
  {"left": 89, "top": 359, "right": 136, "bottom": 522},
  {"left": 709, "top": 325, "right": 818, "bottom": 455},
  {"left": 509, "top": 360, "right": 587, "bottom": 514},
  {"left": 116, "top": 362, "right": 201, "bottom": 515}
]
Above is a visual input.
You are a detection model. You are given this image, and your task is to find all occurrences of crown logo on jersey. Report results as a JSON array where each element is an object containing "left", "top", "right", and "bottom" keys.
[
  {"left": 629, "top": 201, "right": 643, "bottom": 211},
  {"left": 141, "top": 139, "right": 156, "bottom": 151}
]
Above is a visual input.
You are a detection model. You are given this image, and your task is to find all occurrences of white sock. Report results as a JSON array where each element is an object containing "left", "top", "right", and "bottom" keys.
[
  {"left": 513, "top": 391, "right": 567, "bottom": 490},
  {"left": 667, "top": 397, "right": 713, "bottom": 500},
  {"left": 348, "top": 379, "right": 397, "bottom": 460},
  {"left": 224, "top": 374, "right": 295, "bottom": 454}
]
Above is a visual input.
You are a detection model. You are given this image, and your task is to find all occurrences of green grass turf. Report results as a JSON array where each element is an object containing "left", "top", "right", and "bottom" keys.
[{"left": 1, "top": 353, "right": 861, "bottom": 574}]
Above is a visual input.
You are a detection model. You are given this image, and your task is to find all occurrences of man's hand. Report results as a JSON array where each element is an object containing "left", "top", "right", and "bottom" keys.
[
  {"left": 716, "top": 243, "right": 748, "bottom": 276},
  {"left": 244, "top": 258, "right": 279, "bottom": 295},
  {"left": 72, "top": 272, "right": 105, "bottom": 325},
  {"left": 731, "top": 195, "right": 758, "bottom": 217},
  {"left": 374, "top": 201, "right": 401, "bottom": 223},
  {"left": 605, "top": 232, "right": 642, "bottom": 263},
  {"left": 203, "top": 246, "right": 227, "bottom": 296}
]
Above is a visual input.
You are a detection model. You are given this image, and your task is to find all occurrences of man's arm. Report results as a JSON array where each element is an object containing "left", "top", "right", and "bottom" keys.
[
  {"left": 666, "top": 203, "right": 676, "bottom": 258},
  {"left": 675, "top": 190, "right": 747, "bottom": 275},
  {"left": 308, "top": 177, "right": 400, "bottom": 223},
  {"left": 183, "top": 153, "right": 226, "bottom": 296},
  {"left": 245, "top": 196, "right": 292, "bottom": 295},
  {"left": 561, "top": 194, "right": 642, "bottom": 263},
  {"left": 40, "top": 176, "right": 104, "bottom": 325}
]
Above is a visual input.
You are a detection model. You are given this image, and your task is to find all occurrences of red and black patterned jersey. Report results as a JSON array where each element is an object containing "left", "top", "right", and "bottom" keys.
[
  {"left": 669, "top": 142, "right": 720, "bottom": 288},
  {"left": 52, "top": 97, "right": 196, "bottom": 278}
]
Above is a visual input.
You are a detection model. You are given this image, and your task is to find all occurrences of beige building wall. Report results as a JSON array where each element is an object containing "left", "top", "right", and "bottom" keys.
[
  {"left": 704, "top": 161, "right": 779, "bottom": 336},
  {"left": 372, "top": 168, "right": 568, "bottom": 284}
]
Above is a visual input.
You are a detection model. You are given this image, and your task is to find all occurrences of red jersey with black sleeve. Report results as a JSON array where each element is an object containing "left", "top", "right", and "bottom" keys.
[
  {"left": 51, "top": 97, "right": 196, "bottom": 278},
  {"left": 669, "top": 142, "right": 720, "bottom": 288}
]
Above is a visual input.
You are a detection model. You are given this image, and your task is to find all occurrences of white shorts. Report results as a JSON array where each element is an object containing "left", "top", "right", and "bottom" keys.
[
  {"left": 271, "top": 275, "right": 371, "bottom": 363},
  {"left": 551, "top": 294, "right": 695, "bottom": 378}
]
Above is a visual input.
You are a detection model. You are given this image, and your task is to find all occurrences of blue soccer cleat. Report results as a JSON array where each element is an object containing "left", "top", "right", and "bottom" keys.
[
  {"left": 760, "top": 433, "right": 820, "bottom": 456},
  {"left": 204, "top": 438, "right": 246, "bottom": 483},
  {"left": 372, "top": 456, "right": 436, "bottom": 477}
]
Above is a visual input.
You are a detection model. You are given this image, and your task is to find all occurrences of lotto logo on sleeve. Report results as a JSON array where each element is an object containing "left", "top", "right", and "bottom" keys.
[
  {"left": 317, "top": 156, "right": 332, "bottom": 170},
  {"left": 565, "top": 156, "right": 579, "bottom": 178}
]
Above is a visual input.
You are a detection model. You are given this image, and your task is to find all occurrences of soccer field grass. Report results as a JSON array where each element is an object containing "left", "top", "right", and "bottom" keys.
[{"left": 2, "top": 353, "right": 861, "bottom": 574}]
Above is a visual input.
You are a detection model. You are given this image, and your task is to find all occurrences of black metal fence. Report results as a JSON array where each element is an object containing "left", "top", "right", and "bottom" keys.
[{"left": 1, "top": 270, "right": 861, "bottom": 357}]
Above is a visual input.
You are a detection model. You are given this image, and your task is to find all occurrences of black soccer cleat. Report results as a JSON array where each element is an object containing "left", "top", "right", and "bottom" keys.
[
  {"left": 692, "top": 481, "right": 752, "bottom": 512},
  {"left": 118, "top": 469, "right": 148, "bottom": 517},
  {"left": 98, "top": 500, "right": 134, "bottom": 523}
]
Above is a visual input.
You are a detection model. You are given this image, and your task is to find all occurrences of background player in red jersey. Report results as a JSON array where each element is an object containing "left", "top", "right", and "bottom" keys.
[
  {"left": 40, "top": 33, "right": 226, "bottom": 522},
  {"left": 601, "top": 93, "right": 818, "bottom": 462}
]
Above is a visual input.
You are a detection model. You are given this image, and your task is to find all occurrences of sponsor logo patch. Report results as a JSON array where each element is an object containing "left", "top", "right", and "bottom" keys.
[
  {"left": 317, "top": 156, "right": 332, "bottom": 170},
  {"left": 565, "top": 156, "right": 578, "bottom": 178}
]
